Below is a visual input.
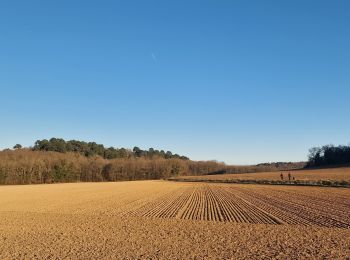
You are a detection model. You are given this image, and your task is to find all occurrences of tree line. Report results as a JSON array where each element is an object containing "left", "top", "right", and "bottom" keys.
[
  {"left": 0, "top": 149, "right": 225, "bottom": 185},
  {"left": 0, "top": 150, "right": 304, "bottom": 185},
  {"left": 307, "top": 144, "right": 350, "bottom": 167},
  {"left": 0, "top": 138, "right": 307, "bottom": 185},
  {"left": 32, "top": 138, "right": 189, "bottom": 160}
]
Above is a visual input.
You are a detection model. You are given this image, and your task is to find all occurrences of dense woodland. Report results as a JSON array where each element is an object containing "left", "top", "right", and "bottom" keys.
[
  {"left": 32, "top": 138, "right": 189, "bottom": 160},
  {"left": 0, "top": 149, "right": 224, "bottom": 185},
  {"left": 0, "top": 138, "right": 305, "bottom": 185},
  {"left": 307, "top": 144, "right": 350, "bottom": 167}
]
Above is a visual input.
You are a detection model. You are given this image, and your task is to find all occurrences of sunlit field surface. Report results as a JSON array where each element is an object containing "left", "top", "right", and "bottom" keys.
[
  {"left": 0, "top": 181, "right": 349, "bottom": 259},
  {"left": 175, "top": 167, "right": 350, "bottom": 182}
]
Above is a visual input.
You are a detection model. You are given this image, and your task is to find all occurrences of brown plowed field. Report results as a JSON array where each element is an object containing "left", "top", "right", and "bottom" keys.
[
  {"left": 176, "top": 166, "right": 350, "bottom": 182},
  {"left": 123, "top": 183, "right": 350, "bottom": 228},
  {"left": 0, "top": 181, "right": 349, "bottom": 259}
]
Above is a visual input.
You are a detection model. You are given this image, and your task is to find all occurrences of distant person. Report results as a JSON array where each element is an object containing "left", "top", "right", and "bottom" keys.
[
  {"left": 293, "top": 177, "right": 295, "bottom": 181},
  {"left": 288, "top": 172, "right": 291, "bottom": 181},
  {"left": 280, "top": 173, "right": 284, "bottom": 181}
]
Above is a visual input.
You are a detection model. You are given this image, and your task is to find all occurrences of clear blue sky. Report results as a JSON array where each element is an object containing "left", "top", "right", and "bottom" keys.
[{"left": 1, "top": 1, "right": 349, "bottom": 164}]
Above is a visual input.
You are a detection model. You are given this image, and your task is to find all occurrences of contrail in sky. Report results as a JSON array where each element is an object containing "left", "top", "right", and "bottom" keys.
[{"left": 151, "top": 52, "right": 157, "bottom": 62}]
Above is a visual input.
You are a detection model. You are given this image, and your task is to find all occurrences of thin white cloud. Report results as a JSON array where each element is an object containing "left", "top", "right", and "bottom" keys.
[{"left": 150, "top": 52, "right": 157, "bottom": 62}]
